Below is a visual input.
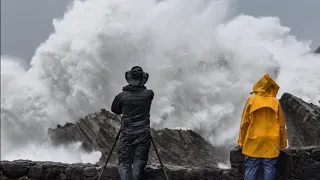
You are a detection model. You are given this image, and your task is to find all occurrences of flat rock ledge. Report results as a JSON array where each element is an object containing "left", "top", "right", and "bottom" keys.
[{"left": 2, "top": 146, "right": 320, "bottom": 180}]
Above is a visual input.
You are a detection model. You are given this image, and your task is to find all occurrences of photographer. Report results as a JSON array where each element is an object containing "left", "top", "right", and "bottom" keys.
[{"left": 111, "top": 66, "right": 154, "bottom": 180}]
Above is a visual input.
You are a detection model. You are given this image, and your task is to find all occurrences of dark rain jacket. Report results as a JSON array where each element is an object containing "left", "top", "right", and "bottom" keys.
[{"left": 111, "top": 85, "right": 154, "bottom": 135}]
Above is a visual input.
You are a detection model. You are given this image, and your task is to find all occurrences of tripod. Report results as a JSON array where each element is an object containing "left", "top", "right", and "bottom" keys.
[
  {"left": 97, "top": 130, "right": 170, "bottom": 180},
  {"left": 98, "top": 129, "right": 121, "bottom": 180}
]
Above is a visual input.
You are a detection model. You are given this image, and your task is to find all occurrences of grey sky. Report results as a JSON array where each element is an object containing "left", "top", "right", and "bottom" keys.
[
  {"left": 1, "top": 0, "right": 71, "bottom": 59},
  {"left": 1, "top": 0, "right": 319, "bottom": 60},
  {"left": 237, "top": 0, "right": 320, "bottom": 51}
]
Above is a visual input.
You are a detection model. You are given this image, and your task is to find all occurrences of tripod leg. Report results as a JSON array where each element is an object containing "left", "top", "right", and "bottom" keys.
[
  {"left": 98, "top": 129, "right": 121, "bottom": 180},
  {"left": 151, "top": 137, "right": 170, "bottom": 180}
]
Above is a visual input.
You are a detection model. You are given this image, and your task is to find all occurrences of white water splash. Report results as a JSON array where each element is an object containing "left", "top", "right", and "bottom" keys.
[
  {"left": 1, "top": 0, "right": 319, "bottom": 163},
  {"left": 3, "top": 141, "right": 101, "bottom": 164}
]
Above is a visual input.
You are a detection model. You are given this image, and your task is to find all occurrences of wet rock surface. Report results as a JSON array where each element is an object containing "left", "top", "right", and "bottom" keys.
[
  {"left": 280, "top": 93, "right": 320, "bottom": 147},
  {"left": 2, "top": 146, "right": 320, "bottom": 180},
  {"left": 47, "top": 109, "right": 225, "bottom": 168},
  {"left": 0, "top": 160, "right": 230, "bottom": 180}
]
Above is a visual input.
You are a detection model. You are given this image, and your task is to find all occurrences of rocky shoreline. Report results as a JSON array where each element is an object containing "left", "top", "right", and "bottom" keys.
[
  {"left": 0, "top": 160, "right": 230, "bottom": 180},
  {"left": 1, "top": 146, "right": 320, "bottom": 180},
  {"left": 1, "top": 92, "right": 319, "bottom": 179}
]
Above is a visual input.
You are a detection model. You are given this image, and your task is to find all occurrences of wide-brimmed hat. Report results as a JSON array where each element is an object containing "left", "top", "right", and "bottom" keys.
[{"left": 125, "top": 66, "right": 149, "bottom": 86}]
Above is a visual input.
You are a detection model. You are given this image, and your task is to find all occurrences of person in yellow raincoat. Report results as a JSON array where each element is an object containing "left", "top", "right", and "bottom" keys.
[{"left": 238, "top": 74, "right": 288, "bottom": 180}]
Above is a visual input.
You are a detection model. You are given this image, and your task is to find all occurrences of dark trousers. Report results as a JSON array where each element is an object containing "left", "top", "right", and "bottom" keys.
[
  {"left": 118, "top": 131, "right": 151, "bottom": 180},
  {"left": 245, "top": 156, "right": 278, "bottom": 180}
]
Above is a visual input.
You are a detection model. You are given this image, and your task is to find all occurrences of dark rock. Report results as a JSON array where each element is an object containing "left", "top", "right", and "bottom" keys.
[
  {"left": 40, "top": 162, "right": 67, "bottom": 180},
  {"left": 47, "top": 109, "right": 225, "bottom": 168},
  {"left": 1, "top": 175, "right": 10, "bottom": 180},
  {"left": 65, "top": 165, "right": 83, "bottom": 180},
  {"left": 149, "top": 129, "right": 225, "bottom": 168},
  {"left": 1, "top": 161, "right": 28, "bottom": 179},
  {"left": 184, "top": 169, "right": 202, "bottom": 179},
  {"left": 83, "top": 167, "right": 99, "bottom": 177},
  {"left": 18, "top": 177, "right": 32, "bottom": 180},
  {"left": 1, "top": 148, "right": 320, "bottom": 179},
  {"left": 311, "top": 147, "right": 320, "bottom": 161},
  {"left": 97, "top": 164, "right": 118, "bottom": 179},
  {"left": 230, "top": 146, "right": 244, "bottom": 163},
  {"left": 296, "top": 149, "right": 314, "bottom": 166},
  {"left": 229, "top": 146, "right": 245, "bottom": 178},
  {"left": 280, "top": 93, "right": 320, "bottom": 147},
  {"left": 0, "top": 160, "right": 232, "bottom": 180},
  {"left": 144, "top": 167, "right": 169, "bottom": 180},
  {"left": 315, "top": 46, "right": 320, "bottom": 54},
  {"left": 276, "top": 150, "right": 293, "bottom": 179},
  {"left": 28, "top": 164, "right": 43, "bottom": 179},
  {"left": 46, "top": 167, "right": 61, "bottom": 180},
  {"left": 288, "top": 147, "right": 320, "bottom": 180}
]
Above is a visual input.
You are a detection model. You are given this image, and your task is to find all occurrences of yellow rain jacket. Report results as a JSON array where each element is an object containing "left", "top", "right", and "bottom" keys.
[{"left": 238, "top": 74, "right": 287, "bottom": 158}]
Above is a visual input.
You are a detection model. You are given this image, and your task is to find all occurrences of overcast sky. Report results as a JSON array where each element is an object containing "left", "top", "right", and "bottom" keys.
[{"left": 1, "top": 0, "right": 320, "bottom": 60}]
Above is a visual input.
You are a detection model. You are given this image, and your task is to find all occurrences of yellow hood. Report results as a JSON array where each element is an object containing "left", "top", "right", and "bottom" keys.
[{"left": 250, "top": 74, "right": 279, "bottom": 97}]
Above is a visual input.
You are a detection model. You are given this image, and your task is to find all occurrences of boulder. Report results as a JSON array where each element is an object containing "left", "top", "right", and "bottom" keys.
[
  {"left": 1, "top": 160, "right": 30, "bottom": 179},
  {"left": 289, "top": 147, "right": 320, "bottom": 180},
  {"left": 280, "top": 93, "right": 320, "bottom": 147},
  {"left": 28, "top": 164, "right": 42, "bottom": 179}
]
